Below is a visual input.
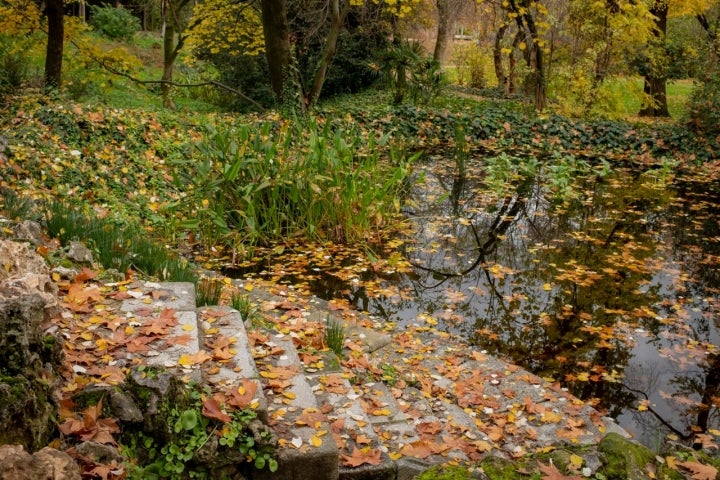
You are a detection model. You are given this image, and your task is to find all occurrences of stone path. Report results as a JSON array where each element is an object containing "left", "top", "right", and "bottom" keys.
[{"left": 69, "top": 279, "right": 629, "bottom": 479}]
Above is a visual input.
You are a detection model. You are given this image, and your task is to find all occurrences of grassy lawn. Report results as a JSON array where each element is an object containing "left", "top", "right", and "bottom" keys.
[{"left": 607, "top": 76, "right": 693, "bottom": 120}]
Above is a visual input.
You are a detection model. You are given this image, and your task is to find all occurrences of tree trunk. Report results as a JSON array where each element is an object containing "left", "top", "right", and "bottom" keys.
[
  {"left": 261, "top": 0, "right": 293, "bottom": 104},
  {"left": 508, "top": 0, "right": 546, "bottom": 110},
  {"left": 44, "top": 0, "right": 64, "bottom": 91},
  {"left": 305, "top": 0, "right": 350, "bottom": 108},
  {"left": 433, "top": 0, "right": 454, "bottom": 65},
  {"left": 493, "top": 23, "right": 508, "bottom": 91},
  {"left": 162, "top": 19, "right": 176, "bottom": 109},
  {"left": 638, "top": 1, "right": 669, "bottom": 117}
]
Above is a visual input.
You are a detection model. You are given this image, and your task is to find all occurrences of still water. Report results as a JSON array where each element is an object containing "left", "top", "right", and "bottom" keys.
[{"left": 236, "top": 153, "right": 720, "bottom": 448}]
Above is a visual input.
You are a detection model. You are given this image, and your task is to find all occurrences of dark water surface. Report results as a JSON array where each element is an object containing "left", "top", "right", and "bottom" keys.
[{"left": 233, "top": 155, "right": 720, "bottom": 448}]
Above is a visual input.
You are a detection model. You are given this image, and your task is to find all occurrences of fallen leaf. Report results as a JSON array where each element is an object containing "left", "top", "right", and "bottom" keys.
[
  {"left": 202, "top": 397, "right": 231, "bottom": 423},
  {"left": 537, "top": 461, "right": 582, "bottom": 480},
  {"left": 678, "top": 461, "right": 718, "bottom": 480},
  {"left": 341, "top": 446, "right": 382, "bottom": 467}
]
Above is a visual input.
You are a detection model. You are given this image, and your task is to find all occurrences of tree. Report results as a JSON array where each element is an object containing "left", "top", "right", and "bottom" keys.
[
  {"left": 160, "top": 0, "right": 193, "bottom": 108},
  {"left": 44, "top": 0, "right": 64, "bottom": 90},
  {"left": 505, "top": 0, "right": 548, "bottom": 110},
  {"left": 433, "top": 0, "right": 473, "bottom": 64},
  {"left": 260, "top": 0, "right": 296, "bottom": 107},
  {"left": 638, "top": 1, "right": 670, "bottom": 117}
]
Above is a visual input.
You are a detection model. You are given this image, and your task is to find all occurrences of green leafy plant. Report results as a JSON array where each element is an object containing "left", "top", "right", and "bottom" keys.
[
  {"left": 372, "top": 40, "right": 445, "bottom": 105},
  {"left": 196, "top": 278, "right": 223, "bottom": 306},
  {"left": 44, "top": 201, "right": 197, "bottom": 281},
  {"left": 90, "top": 4, "right": 141, "bottom": 41},
  {"left": 173, "top": 119, "right": 415, "bottom": 253},
  {"left": 324, "top": 316, "right": 345, "bottom": 357},
  {"left": 127, "top": 385, "right": 277, "bottom": 479},
  {"left": 230, "top": 290, "right": 260, "bottom": 323},
  {"left": 0, "top": 188, "right": 36, "bottom": 221}
]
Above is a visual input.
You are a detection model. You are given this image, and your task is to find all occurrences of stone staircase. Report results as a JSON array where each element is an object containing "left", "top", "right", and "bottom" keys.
[{"left": 113, "top": 281, "right": 628, "bottom": 480}]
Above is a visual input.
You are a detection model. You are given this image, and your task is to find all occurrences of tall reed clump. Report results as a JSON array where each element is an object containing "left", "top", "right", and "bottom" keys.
[
  {"left": 44, "top": 201, "right": 197, "bottom": 282},
  {"left": 174, "top": 119, "right": 416, "bottom": 252}
]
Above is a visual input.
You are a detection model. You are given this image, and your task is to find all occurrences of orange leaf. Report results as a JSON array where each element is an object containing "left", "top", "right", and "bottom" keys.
[
  {"left": 227, "top": 379, "right": 258, "bottom": 409},
  {"left": 202, "top": 397, "right": 231, "bottom": 423},
  {"left": 678, "top": 461, "right": 718, "bottom": 480},
  {"left": 340, "top": 446, "right": 382, "bottom": 467},
  {"left": 537, "top": 461, "right": 582, "bottom": 480}
]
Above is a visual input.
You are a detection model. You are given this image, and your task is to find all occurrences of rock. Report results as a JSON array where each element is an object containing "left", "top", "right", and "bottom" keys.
[
  {"left": 74, "top": 441, "right": 124, "bottom": 464},
  {"left": 51, "top": 267, "right": 78, "bottom": 281},
  {"left": 0, "top": 240, "right": 49, "bottom": 281},
  {"left": 109, "top": 388, "right": 143, "bottom": 423},
  {"left": 193, "top": 434, "right": 218, "bottom": 464},
  {"left": 0, "top": 294, "right": 64, "bottom": 450},
  {"left": 0, "top": 445, "right": 80, "bottom": 480},
  {"left": 0, "top": 240, "right": 58, "bottom": 315},
  {"left": 0, "top": 445, "right": 35, "bottom": 480},
  {"left": 598, "top": 432, "right": 655, "bottom": 480},
  {"left": 66, "top": 241, "right": 93, "bottom": 264},
  {"left": 32, "top": 447, "right": 82, "bottom": 480},
  {"left": 12, "top": 221, "right": 44, "bottom": 246}
]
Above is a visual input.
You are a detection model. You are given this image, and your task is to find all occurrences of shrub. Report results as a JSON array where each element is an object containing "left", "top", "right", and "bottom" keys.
[
  {"left": 450, "top": 43, "right": 493, "bottom": 89},
  {"left": 0, "top": 36, "right": 30, "bottom": 92},
  {"left": 90, "top": 5, "right": 140, "bottom": 41},
  {"left": 686, "top": 73, "right": 720, "bottom": 137},
  {"left": 372, "top": 41, "right": 445, "bottom": 105},
  {"left": 172, "top": 120, "right": 416, "bottom": 252}
]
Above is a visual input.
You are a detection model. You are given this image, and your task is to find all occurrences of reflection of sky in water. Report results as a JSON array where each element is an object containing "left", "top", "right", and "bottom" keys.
[{"left": 362, "top": 157, "right": 720, "bottom": 447}]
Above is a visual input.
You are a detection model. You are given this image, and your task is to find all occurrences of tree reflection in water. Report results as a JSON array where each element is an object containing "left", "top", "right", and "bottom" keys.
[{"left": 391, "top": 156, "right": 719, "bottom": 449}]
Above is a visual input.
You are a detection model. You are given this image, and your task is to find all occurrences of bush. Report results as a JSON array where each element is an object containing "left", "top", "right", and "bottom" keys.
[
  {"left": 686, "top": 73, "right": 720, "bottom": 137},
  {"left": 172, "top": 120, "right": 415, "bottom": 251},
  {"left": 451, "top": 43, "right": 493, "bottom": 89},
  {"left": 0, "top": 36, "right": 30, "bottom": 92},
  {"left": 373, "top": 41, "right": 445, "bottom": 106},
  {"left": 90, "top": 5, "right": 140, "bottom": 41}
]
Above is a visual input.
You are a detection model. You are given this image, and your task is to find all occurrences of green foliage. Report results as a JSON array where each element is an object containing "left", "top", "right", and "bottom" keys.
[
  {"left": 230, "top": 291, "right": 260, "bottom": 324},
  {"left": 89, "top": 4, "right": 140, "bottom": 41},
  {"left": 127, "top": 385, "right": 277, "bottom": 480},
  {"left": 44, "top": 201, "right": 197, "bottom": 282},
  {"left": 372, "top": 41, "right": 445, "bottom": 106},
  {"left": 196, "top": 278, "right": 223, "bottom": 306},
  {"left": 0, "top": 188, "right": 36, "bottom": 221},
  {"left": 450, "top": 43, "right": 493, "bottom": 89},
  {"left": 0, "top": 36, "right": 29, "bottom": 92},
  {"left": 324, "top": 316, "right": 345, "bottom": 357},
  {"left": 173, "top": 119, "right": 415, "bottom": 252},
  {"left": 686, "top": 73, "right": 720, "bottom": 137}
]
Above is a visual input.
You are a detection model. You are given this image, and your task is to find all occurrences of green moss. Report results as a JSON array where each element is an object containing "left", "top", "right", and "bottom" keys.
[
  {"left": 416, "top": 464, "right": 478, "bottom": 480},
  {"left": 480, "top": 456, "right": 540, "bottom": 480},
  {"left": 598, "top": 433, "right": 656, "bottom": 480},
  {"left": 72, "top": 388, "right": 108, "bottom": 409}
]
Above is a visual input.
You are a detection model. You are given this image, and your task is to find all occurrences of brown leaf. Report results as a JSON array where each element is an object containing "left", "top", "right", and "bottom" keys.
[
  {"left": 678, "top": 461, "right": 718, "bottom": 480},
  {"left": 538, "top": 461, "right": 583, "bottom": 480},
  {"left": 227, "top": 379, "right": 258, "bottom": 409},
  {"left": 340, "top": 446, "right": 382, "bottom": 467},
  {"left": 201, "top": 396, "right": 231, "bottom": 423}
]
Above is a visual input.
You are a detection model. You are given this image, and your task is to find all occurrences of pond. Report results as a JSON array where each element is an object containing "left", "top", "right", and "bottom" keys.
[{"left": 232, "top": 152, "right": 720, "bottom": 449}]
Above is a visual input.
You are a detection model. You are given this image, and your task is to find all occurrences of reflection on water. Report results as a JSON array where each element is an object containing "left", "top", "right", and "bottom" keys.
[
  {"left": 396, "top": 156, "right": 720, "bottom": 447},
  {"left": 229, "top": 154, "right": 720, "bottom": 448}
]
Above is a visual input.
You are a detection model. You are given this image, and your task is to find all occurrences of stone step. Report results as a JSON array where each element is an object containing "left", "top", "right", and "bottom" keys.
[
  {"left": 197, "top": 305, "right": 268, "bottom": 423},
  {"left": 304, "top": 373, "right": 397, "bottom": 480},
  {"left": 119, "top": 281, "right": 203, "bottom": 382},
  {"left": 252, "top": 334, "right": 339, "bottom": 480}
]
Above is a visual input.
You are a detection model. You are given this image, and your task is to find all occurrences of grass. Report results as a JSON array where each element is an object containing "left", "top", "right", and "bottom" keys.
[
  {"left": 230, "top": 290, "right": 262, "bottom": 324},
  {"left": 324, "top": 316, "right": 345, "bottom": 357},
  {"left": 607, "top": 76, "right": 693, "bottom": 120},
  {"left": 196, "top": 278, "right": 223, "bottom": 306},
  {"left": 44, "top": 201, "right": 197, "bottom": 282}
]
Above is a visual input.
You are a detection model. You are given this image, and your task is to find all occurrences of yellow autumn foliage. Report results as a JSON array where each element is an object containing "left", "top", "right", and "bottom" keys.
[{"left": 186, "top": 0, "right": 264, "bottom": 58}]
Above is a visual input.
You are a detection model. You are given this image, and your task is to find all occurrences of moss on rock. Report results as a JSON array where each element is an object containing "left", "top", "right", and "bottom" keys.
[{"left": 598, "top": 432, "right": 656, "bottom": 480}]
